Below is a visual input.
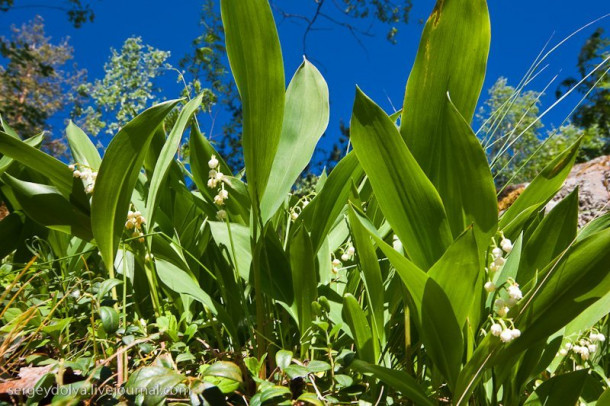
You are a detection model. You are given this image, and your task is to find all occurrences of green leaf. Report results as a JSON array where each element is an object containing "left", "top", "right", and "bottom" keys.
[
  {"left": 421, "top": 277, "right": 463, "bottom": 390},
  {"left": 348, "top": 207, "right": 385, "bottom": 344},
  {"left": 342, "top": 293, "right": 379, "bottom": 364},
  {"left": 91, "top": 100, "right": 179, "bottom": 274},
  {"left": 518, "top": 188, "right": 579, "bottom": 285},
  {"left": 350, "top": 360, "right": 434, "bottom": 406},
  {"left": 99, "top": 306, "right": 119, "bottom": 334},
  {"left": 221, "top": 0, "right": 285, "bottom": 203},
  {"left": 0, "top": 134, "right": 43, "bottom": 177},
  {"left": 2, "top": 174, "right": 92, "bottom": 240},
  {"left": 0, "top": 212, "right": 24, "bottom": 259},
  {"left": 275, "top": 349, "right": 293, "bottom": 370},
  {"left": 155, "top": 258, "right": 238, "bottom": 341},
  {"left": 428, "top": 227, "right": 480, "bottom": 327},
  {"left": 349, "top": 87, "right": 452, "bottom": 269},
  {"left": 0, "top": 131, "right": 75, "bottom": 197},
  {"left": 126, "top": 365, "right": 185, "bottom": 406},
  {"left": 399, "top": 0, "right": 493, "bottom": 243},
  {"left": 297, "top": 392, "right": 324, "bottom": 406},
  {"left": 204, "top": 361, "right": 243, "bottom": 383},
  {"left": 66, "top": 121, "right": 101, "bottom": 170},
  {"left": 500, "top": 138, "right": 581, "bottom": 230},
  {"left": 290, "top": 226, "right": 317, "bottom": 336},
  {"left": 502, "top": 228, "right": 610, "bottom": 361},
  {"left": 261, "top": 58, "right": 329, "bottom": 222},
  {"left": 523, "top": 370, "right": 588, "bottom": 406},
  {"left": 299, "top": 152, "right": 364, "bottom": 253},
  {"left": 208, "top": 221, "right": 251, "bottom": 280},
  {"left": 577, "top": 212, "right": 610, "bottom": 242},
  {"left": 146, "top": 95, "right": 202, "bottom": 225}
]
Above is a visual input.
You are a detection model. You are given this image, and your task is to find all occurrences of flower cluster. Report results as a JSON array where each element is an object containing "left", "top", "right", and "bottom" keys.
[
  {"left": 70, "top": 163, "right": 97, "bottom": 194},
  {"left": 340, "top": 243, "right": 356, "bottom": 262},
  {"left": 392, "top": 234, "right": 403, "bottom": 252},
  {"left": 488, "top": 235, "right": 512, "bottom": 273},
  {"left": 493, "top": 281, "right": 522, "bottom": 317},
  {"left": 489, "top": 319, "right": 521, "bottom": 343},
  {"left": 125, "top": 210, "right": 146, "bottom": 243},
  {"left": 331, "top": 258, "right": 342, "bottom": 274},
  {"left": 558, "top": 331, "right": 605, "bottom": 361},
  {"left": 290, "top": 198, "right": 310, "bottom": 221},
  {"left": 207, "top": 155, "right": 229, "bottom": 219}
]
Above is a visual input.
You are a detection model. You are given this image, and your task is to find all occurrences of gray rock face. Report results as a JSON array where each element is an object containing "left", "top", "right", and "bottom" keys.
[{"left": 547, "top": 155, "right": 610, "bottom": 227}]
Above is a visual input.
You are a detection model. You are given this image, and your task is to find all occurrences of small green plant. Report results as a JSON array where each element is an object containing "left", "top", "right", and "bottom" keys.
[{"left": 1, "top": 0, "right": 610, "bottom": 404}]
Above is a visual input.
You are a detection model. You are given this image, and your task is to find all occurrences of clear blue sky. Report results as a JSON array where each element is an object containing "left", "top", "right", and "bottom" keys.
[{"left": 1, "top": 0, "right": 609, "bottom": 163}]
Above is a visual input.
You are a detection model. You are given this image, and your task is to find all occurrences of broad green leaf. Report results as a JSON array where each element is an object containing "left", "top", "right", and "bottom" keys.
[
  {"left": 400, "top": 0, "right": 492, "bottom": 243},
  {"left": 99, "top": 306, "right": 119, "bottom": 334},
  {"left": 299, "top": 152, "right": 364, "bottom": 253},
  {"left": 221, "top": 0, "right": 285, "bottom": 202},
  {"left": 565, "top": 291, "right": 610, "bottom": 337},
  {"left": 2, "top": 174, "right": 92, "bottom": 240},
  {"left": 0, "top": 131, "right": 74, "bottom": 197},
  {"left": 428, "top": 227, "right": 480, "bottom": 327},
  {"left": 261, "top": 59, "right": 329, "bottom": 222},
  {"left": 66, "top": 121, "right": 101, "bottom": 170},
  {"left": 208, "top": 221, "right": 251, "bottom": 280},
  {"left": 155, "top": 259, "right": 238, "bottom": 341},
  {"left": 91, "top": 100, "right": 179, "bottom": 274},
  {"left": 500, "top": 138, "right": 581, "bottom": 229},
  {"left": 501, "top": 228, "right": 610, "bottom": 361},
  {"left": 518, "top": 188, "right": 579, "bottom": 285},
  {"left": 342, "top": 293, "right": 379, "bottom": 364},
  {"left": 0, "top": 115, "right": 19, "bottom": 138},
  {"left": 0, "top": 212, "right": 23, "bottom": 259},
  {"left": 275, "top": 350, "right": 293, "bottom": 370},
  {"left": 0, "top": 134, "right": 43, "bottom": 177},
  {"left": 204, "top": 361, "right": 243, "bottom": 383},
  {"left": 290, "top": 226, "right": 317, "bottom": 336},
  {"left": 577, "top": 212, "right": 610, "bottom": 242},
  {"left": 126, "top": 366, "right": 186, "bottom": 406},
  {"left": 350, "top": 87, "right": 452, "bottom": 269},
  {"left": 349, "top": 208, "right": 427, "bottom": 316},
  {"left": 523, "top": 370, "right": 588, "bottom": 406},
  {"left": 348, "top": 207, "right": 385, "bottom": 344},
  {"left": 146, "top": 95, "right": 203, "bottom": 225},
  {"left": 421, "top": 277, "right": 463, "bottom": 390},
  {"left": 350, "top": 360, "right": 434, "bottom": 406}
]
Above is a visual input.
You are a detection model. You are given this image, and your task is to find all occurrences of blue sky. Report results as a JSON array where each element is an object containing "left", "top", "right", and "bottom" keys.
[{"left": 1, "top": 0, "right": 609, "bottom": 164}]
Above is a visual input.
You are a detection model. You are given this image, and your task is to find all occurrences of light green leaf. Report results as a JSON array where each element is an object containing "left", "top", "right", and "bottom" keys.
[
  {"left": 518, "top": 188, "right": 579, "bottom": 285},
  {"left": 208, "top": 221, "right": 251, "bottom": 280},
  {"left": 0, "top": 131, "right": 74, "bottom": 197},
  {"left": 155, "top": 259, "right": 238, "bottom": 341},
  {"left": 261, "top": 59, "right": 329, "bottom": 222},
  {"left": 146, "top": 95, "right": 202, "bottom": 225},
  {"left": 350, "top": 360, "right": 434, "bottom": 406},
  {"left": 0, "top": 134, "right": 43, "bottom": 177},
  {"left": 428, "top": 227, "right": 480, "bottom": 327},
  {"left": 500, "top": 138, "right": 581, "bottom": 230},
  {"left": 91, "top": 100, "right": 179, "bottom": 274},
  {"left": 350, "top": 87, "right": 452, "bottom": 269},
  {"left": 523, "top": 370, "right": 588, "bottom": 406},
  {"left": 221, "top": 0, "right": 285, "bottom": 203},
  {"left": 275, "top": 350, "right": 293, "bottom": 370},
  {"left": 66, "top": 121, "right": 101, "bottom": 170},
  {"left": 299, "top": 152, "right": 363, "bottom": 253},
  {"left": 2, "top": 174, "right": 92, "bottom": 240},
  {"left": 290, "top": 226, "right": 317, "bottom": 336},
  {"left": 400, "top": 0, "right": 490, "bottom": 156},
  {"left": 348, "top": 207, "right": 385, "bottom": 344},
  {"left": 342, "top": 293, "right": 379, "bottom": 364},
  {"left": 400, "top": 0, "right": 492, "bottom": 244}
]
